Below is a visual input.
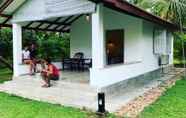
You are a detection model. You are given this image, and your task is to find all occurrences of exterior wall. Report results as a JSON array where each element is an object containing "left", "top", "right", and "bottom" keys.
[
  {"left": 104, "top": 8, "right": 143, "bottom": 63},
  {"left": 13, "top": 5, "right": 174, "bottom": 87},
  {"left": 90, "top": 7, "right": 173, "bottom": 88},
  {"left": 70, "top": 16, "right": 92, "bottom": 58},
  {"left": 141, "top": 21, "right": 160, "bottom": 70},
  {"left": 100, "top": 64, "right": 174, "bottom": 97},
  {"left": 70, "top": 6, "right": 174, "bottom": 88}
]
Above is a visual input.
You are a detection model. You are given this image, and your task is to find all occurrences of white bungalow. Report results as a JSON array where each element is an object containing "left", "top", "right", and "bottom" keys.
[{"left": 0, "top": 0, "right": 178, "bottom": 96}]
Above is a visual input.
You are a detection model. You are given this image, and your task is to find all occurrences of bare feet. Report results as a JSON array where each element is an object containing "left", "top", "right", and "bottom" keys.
[
  {"left": 41, "top": 84, "right": 50, "bottom": 88},
  {"left": 29, "top": 73, "right": 35, "bottom": 76}
]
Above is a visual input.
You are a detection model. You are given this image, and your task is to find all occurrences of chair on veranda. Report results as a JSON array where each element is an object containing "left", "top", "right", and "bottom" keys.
[{"left": 62, "top": 52, "right": 84, "bottom": 71}]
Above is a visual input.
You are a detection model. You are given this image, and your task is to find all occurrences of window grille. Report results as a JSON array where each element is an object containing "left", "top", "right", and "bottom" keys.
[{"left": 153, "top": 29, "right": 172, "bottom": 55}]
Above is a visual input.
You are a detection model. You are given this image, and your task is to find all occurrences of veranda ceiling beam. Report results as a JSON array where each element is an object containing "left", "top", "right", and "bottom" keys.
[
  {"left": 36, "top": 20, "right": 70, "bottom": 26},
  {"left": 25, "top": 21, "right": 34, "bottom": 28},
  {"left": 2, "top": 15, "right": 12, "bottom": 24},
  {"left": 45, "top": 17, "right": 62, "bottom": 29},
  {"left": 0, "top": 23, "right": 67, "bottom": 32},
  {"left": 53, "top": 16, "right": 74, "bottom": 30},
  {"left": 59, "top": 15, "right": 83, "bottom": 31},
  {"left": 0, "top": 13, "right": 11, "bottom": 18},
  {"left": 0, "top": 0, "right": 14, "bottom": 14}
]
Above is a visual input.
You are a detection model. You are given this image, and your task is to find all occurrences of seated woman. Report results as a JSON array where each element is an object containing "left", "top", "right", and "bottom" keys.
[
  {"left": 41, "top": 58, "right": 59, "bottom": 88},
  {"left": 22, "top": 46, "right": 31, "bottom": 64}
]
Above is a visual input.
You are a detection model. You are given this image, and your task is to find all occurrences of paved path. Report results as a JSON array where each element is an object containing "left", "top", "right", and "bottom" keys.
[{"left": 0, "top": 68, "right": 184, "bottom": 112}]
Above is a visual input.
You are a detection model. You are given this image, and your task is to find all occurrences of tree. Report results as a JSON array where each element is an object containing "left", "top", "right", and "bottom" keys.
[{"left": 129, "top": 0, "right": 186, "bottom": 28}]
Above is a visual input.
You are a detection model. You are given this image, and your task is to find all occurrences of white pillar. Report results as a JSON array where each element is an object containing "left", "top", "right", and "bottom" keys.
[
  {"left": 91, "top": 4, "right": 105, "bottom": 69},
  {"left": 13, "top": 23, "right": 22, "bottom": 77},
  {"left": 90, "top": 4, "right": 105, "bottom": 87}
]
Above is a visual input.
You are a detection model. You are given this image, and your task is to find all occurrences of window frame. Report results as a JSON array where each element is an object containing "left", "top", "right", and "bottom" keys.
[{"left": 105, "top": 29, "right": 125, "bottom": 66}]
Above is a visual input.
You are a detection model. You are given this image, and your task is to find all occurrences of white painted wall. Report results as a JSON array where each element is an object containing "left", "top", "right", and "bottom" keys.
[
  {"left": 70, "top": 16, "right": 92, "bottom": 58},
  {"left": 103, "top": 8, "right": 143, "bottom": 63},
  {"left": 70, "top": 7, "right": 144, "bottom": 61},
  {"left": 90, "top": 7, "right": 145, "bottom": 87},
  {"left": 89, "top": 7, "right": 173, "bottom": 87}
]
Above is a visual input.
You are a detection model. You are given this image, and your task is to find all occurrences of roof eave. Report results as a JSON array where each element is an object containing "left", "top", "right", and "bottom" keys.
[{"left": 89, "top": 0, "right": 180, "bottom": 31}]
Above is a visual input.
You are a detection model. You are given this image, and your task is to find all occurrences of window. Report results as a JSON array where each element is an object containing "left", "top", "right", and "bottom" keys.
[
  {"left": 153, "top": 29, "right": 172, "bottom": 55},
  {"left": 106, "top": 29, "right": 124, "bottom": 65}
]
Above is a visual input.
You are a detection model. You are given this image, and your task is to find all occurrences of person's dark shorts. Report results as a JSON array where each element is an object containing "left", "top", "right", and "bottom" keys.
[{"left": 50, "top": 75, "right": 59, "bottom": 81}]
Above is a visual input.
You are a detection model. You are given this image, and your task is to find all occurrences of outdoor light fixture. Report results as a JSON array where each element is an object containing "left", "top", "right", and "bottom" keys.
[
  {"left": 97, "top": 92, "right": 106, "bottom": 115},
  {"left": 86, "top": 14, "right": 91, "bottom": 22}
]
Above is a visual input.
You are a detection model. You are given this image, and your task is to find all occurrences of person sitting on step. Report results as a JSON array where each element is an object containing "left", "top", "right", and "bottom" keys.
[{"left": 41, "top": 58, "right": 59, "bottom": 88}]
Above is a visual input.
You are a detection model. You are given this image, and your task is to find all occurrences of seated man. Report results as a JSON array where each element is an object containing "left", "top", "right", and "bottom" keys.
[
  {"left": 29, "top": 43, "right": 38, "bottom": 75},
  {"left": 41, "top": 58, "right": 59, "bottom": 88}
]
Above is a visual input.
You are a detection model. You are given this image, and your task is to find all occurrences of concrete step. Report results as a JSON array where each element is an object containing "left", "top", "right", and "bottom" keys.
[{"left": 18, "top": 74, "right": 97, "bottom": 92}]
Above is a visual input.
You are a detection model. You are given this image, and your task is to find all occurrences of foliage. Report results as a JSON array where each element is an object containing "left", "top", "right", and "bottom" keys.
[
  {"left": 0, "top": 28, "right": 12, "bottom": 60},
  {"left": 129, "top": 0, "right": 186, "bottom": 28},
  {"left": 0, "top": 68, "right": 12, "bottom": 83},
  {"left": 139, "top": 79, "right": 186, "bottom": 118},
  {"left": 0, "top": 28, "right": 70, "bottom": 64},
  {"left": 22, "top": 30, "right": 70, "bottom": 60},
  {"left": 174, "top": 32, "right": 186, "bottom": 61}
]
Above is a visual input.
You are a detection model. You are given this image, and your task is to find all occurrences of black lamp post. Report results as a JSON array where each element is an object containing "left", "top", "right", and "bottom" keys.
[{"left": 97, "top": 92, "right": 106, "bottom": 115}]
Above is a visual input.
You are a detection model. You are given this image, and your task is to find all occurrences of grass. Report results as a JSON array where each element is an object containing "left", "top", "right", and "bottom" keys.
[
  {"left": 0, "top": 68, "right": 12, "bottom": 83},
  {"left": 139, "top": 79, "right": 186, "bottom": 118},
  {"left": 0, "top": 92, "right": 116, "bottom": 118}
]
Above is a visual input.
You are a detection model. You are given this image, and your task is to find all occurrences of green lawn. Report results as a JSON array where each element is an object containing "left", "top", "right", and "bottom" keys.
[
  {"left": 0, "top": 68, "right": 12, "bottom": 83},
  {"left": 139, "top": 79, "right": 186, "bottom": 118},
  {"left": 0, "top": 92, "right": 116, "bottom": 118}
]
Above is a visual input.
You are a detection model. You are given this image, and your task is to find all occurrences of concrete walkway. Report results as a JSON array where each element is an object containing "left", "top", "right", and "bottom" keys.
[
  {"left": 0, "top": 68, "right": 184, "bottom": 112},
  {"left": 0, "top": 75, "right": 98, "bottom": 110}
]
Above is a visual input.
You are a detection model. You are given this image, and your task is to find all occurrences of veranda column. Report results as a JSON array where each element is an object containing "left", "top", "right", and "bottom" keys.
[
  {"left": 91, "top": 4, "right": 104, "bottom": 69},
  {"left": 90, "top": 4, "right": 104, "bottom": 86},
  {"left": 13, "top": 23, "right": 22, "bottom": 77}
]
